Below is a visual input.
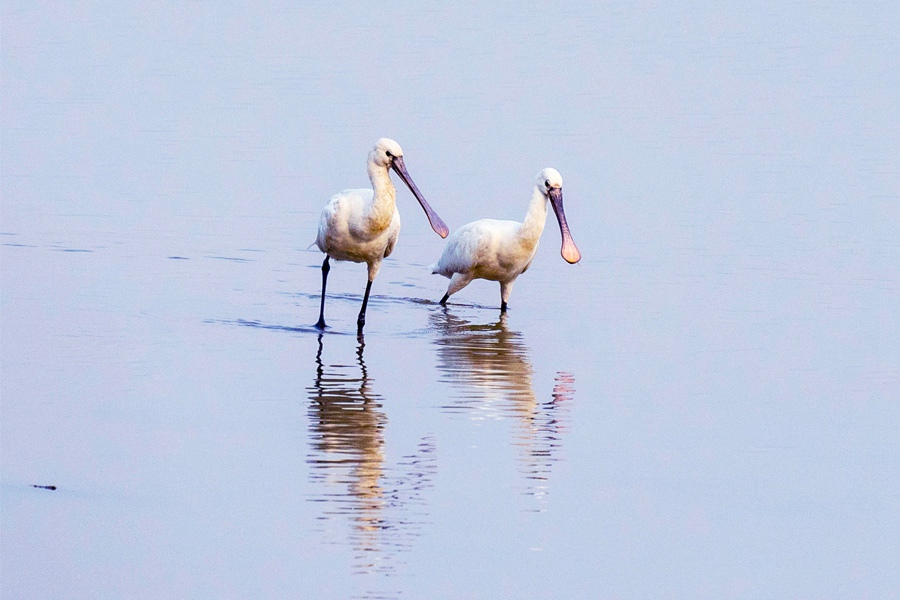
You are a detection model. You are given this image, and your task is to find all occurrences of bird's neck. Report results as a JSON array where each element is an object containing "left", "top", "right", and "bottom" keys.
[
  {"left": 520, "top": 186, "right": 549, "bottom": 243},
  {"left": 367, "top": 162, "right": 397, "bottom": 227}
]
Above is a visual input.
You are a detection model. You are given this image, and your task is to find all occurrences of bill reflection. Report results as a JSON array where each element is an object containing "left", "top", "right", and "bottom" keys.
[{"left": 430, "top": 311, "right": 574, "bottom": 509}]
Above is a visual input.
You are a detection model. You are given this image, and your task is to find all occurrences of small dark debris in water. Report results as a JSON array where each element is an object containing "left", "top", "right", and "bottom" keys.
[
  {"left": 168, "top": 256, "right": 190, "bottom": 260},
  {"left": 32, "top": 485, "right": 57, "bottom": 491}
]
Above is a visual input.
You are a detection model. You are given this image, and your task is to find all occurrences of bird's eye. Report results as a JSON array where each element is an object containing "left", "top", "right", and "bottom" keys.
[
  {"left": 385, "top": 150, "right": 393, "bottom": 158},
  {"left": 545, "top": 180, "right": 551, "bottom": 188}
]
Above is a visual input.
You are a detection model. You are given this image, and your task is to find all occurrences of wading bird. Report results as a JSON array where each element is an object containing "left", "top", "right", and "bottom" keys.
[
  {"left": 315, "top": 138, "right": 449, "bottom": 331},
  {"left": 430, "top": 167, "right": 580, "bottom": 311}
]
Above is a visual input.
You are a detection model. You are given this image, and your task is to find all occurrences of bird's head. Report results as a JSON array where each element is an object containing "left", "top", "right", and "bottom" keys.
[
  {"left": 370, "top": 138, "right": 404, "bottom": 169},
  {"left": 537, "top": 167, "right": 563, "bottom": 195},
  {"left": 535, "top": 167, "right": 581, "bottom": 264},
  {"left": 369, "top": 137, "right": 449, "bottom": 238}
]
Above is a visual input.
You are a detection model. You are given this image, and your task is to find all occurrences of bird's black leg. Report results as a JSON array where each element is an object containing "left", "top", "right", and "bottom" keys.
[
  {"left": 357, "top": 279, "right": 373, "bottom": 331},
  {"left": 315, "top": 256, "right": 330, "bottom": 329},
  {"left": 439, "top": 293, "right": 450, "bottom": 305},
  {"left": 499, "top": 281, "right": 512, "bottom": 313}
]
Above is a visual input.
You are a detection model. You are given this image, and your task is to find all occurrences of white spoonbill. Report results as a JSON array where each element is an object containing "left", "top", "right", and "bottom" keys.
[
  {"left": 315, "top": 138, "right": 449, "bottom": 331},
  {"left": 430, "top": 167, "right": 580, "bottom": 311}
]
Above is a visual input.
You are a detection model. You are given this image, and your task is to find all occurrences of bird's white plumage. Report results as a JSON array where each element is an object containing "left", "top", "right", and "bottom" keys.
[
  {"left": 313, "top": 138, "right": 447, "bottom": 330},
  {"left": 315, "top": 139, "right": 404, "bottom": 281},
  {"left": 431, "top": 167, "right": 580, "bottom": 309},
  {"left": 316, "top": 187, "right": 401, "bottom": 277},
  {"left": 431, "top": 218, "right": 534, "bottom": 282}
]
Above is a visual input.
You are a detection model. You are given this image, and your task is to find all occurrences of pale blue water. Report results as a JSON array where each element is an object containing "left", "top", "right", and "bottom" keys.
[{"left": 3, "top": 2, "right": 899, "bottom": 598}]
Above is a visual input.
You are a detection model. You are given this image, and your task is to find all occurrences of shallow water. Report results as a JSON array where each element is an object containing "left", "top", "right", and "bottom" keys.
[{"left": 3, "top": 2, "right": 900, "bottom": 598}]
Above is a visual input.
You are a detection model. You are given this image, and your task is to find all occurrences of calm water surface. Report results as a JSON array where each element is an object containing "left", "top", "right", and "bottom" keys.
[{"left": 3, "top": 1, "right": 899, "bottom": 598}]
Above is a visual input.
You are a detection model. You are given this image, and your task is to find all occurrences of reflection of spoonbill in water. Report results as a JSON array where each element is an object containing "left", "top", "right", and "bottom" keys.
[
  {"left": 307, "top": 333, "right": 437, "bottom": 574},
  {"left": 430, "top": 311, "right": 574, "bottom": 509},
  {"left": 430, "top": 168, "right": 580, "bottom": 311},
  {"left": 307, "top": 333, "right": 387, "bottom": 571},
  {"left": 314, "top": 138, "right": 449, "bottom": 331}
]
